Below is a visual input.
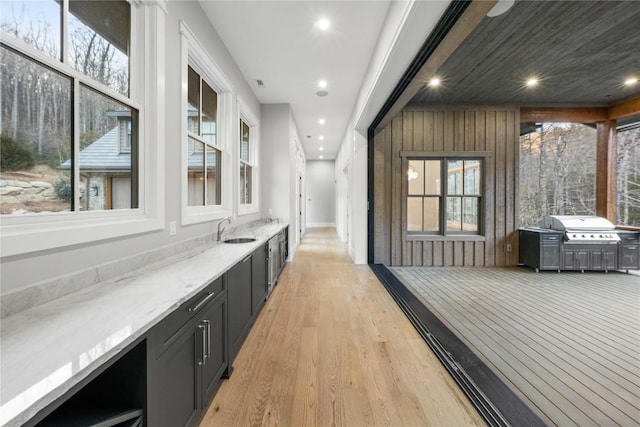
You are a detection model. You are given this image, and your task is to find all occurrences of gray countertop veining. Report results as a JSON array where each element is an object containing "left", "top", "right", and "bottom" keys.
[{"left": 0, "top": 220, "right": 288, "bottom": 426}]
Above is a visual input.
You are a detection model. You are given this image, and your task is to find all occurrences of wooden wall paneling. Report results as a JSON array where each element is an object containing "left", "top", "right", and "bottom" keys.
[
  {"left": 423, "top": 111, "right": 434, "bottom": 151},
  {"left": 474, "top": 241, "right": 485, "bottom": 266},
  {"left": 444, "top": 242, "right": 454, "bottom": 266},
  {"left": 465, "top": 111, "right": 476, "bottom": 151},
  {"left": 484, "top": 111, "right": 496, "bottom": 266},
  {"left": 413, "top": 110, "right": 424, "bottom": 151},
  {"left": 455, "top": 111, "right": 465, "bottom": 151},
  {"left": 434, "top": 111, "right": 445, "bottom": 151},
  {"left": 384, "top": 124, "right": 393, "bottom": 264},
  {"left": 464, "top": 241, "right": 475, "bottom": 266},
  {"left": 505, "top": 112, "right": 520, "bottom": 265},
  {"left": 513, "top": 109, "right": 520, "bottom": 264},
  {"left": 402, "top": 112, "right": 413, "bottom": 266},
  {"left": 475, "top": 110, "right": 486, "bottom": 151},
  {"left": 494, "top": 111, "right": 507, "bottom": 267},
  {"left": 423, "top": 241, "right": 433, "bottom": 267},
  {"left": 444, "top": 111, "right": 455, "bottom": 150},
  {"left": 374, "top": 129, "right": 387, "bottom": 264},
  {"left": 391, "top": 116, "right": 403, "bottom": 265},
  {"left": 433, "top": 241, "right": 443, "bottom": 266},
  {"left": 454, "top": 241, "right": 464, "bottom": 266},
  {"left": 412, "top": 241, "right": 423, "bottom": 266}
]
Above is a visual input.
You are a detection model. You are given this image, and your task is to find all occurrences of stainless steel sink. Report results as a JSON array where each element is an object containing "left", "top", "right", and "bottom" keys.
[{"left": 222, "top": 237, "right": 256, "bottom": 244}]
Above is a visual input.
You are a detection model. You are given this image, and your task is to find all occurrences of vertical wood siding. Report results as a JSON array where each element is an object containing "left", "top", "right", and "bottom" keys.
[{"left": 373, "top": 106, "right": 520, "bottom": 267}]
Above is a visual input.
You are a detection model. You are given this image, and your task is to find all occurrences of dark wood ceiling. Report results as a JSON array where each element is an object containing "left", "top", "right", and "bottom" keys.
[{"left": 409, "top": 0, "right": 640, "bottom": 107}]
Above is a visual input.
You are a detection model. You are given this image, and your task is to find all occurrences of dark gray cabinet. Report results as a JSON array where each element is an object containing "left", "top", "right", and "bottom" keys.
[
  {"left": 252, "top": 244, "right": 267, "bottom": 314},
  {"left": 561, "top": 248, "right": 589, "bottom": 271},
  {"left": 148, "top": 277, "right": 227, "bottom": 427},
  {"left": 227, "top": 254, "right": 253, "bottom": 363},
  {"left": 519, "top": 229, "right": 563, "bottom": 271},
  {"left": 618, "top": 232, "right": 640, "bottom": 271}
]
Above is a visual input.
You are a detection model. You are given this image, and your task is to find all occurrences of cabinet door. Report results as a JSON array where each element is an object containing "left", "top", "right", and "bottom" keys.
[
  {"left": 252, "top": 244, "right": 267, "bottom": 314},
  {"left": 227, "top": 255, "right": 253, "bottom": 362},
  {"left": 201, "top": 295, "right": 227, "bottom": 407},
  {"left": 541, "top": 244, "right": 560, "bottom": 269},
  {"left": 150, "top": 322, "right": 203, "bottom": 427},
  {"left": 619, "top": 245, "right": 639, "bottom": 269}
]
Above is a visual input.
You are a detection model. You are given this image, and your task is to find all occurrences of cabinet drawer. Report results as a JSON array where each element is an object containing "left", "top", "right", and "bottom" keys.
[
  {"left": 541, "top": 233, "right": 562, "bottom": 242},
  {"left": 618, "top": 233, "right": 640, "bottom": 243},
  {"left": 154, "top": 277, "right": 223, "bottom": 357}
]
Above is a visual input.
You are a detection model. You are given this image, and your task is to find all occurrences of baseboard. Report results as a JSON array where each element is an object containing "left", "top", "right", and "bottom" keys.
[{"left": 306, "top": 222, "right": 336, "bottom": 228}]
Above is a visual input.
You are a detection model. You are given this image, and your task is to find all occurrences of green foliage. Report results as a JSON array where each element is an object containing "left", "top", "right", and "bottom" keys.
[
  {"left": 0, "top": 132, "right": 35, "bottom": 171},
  {"left": 53, "top": 175, "right": 72, "bottom": 203}
]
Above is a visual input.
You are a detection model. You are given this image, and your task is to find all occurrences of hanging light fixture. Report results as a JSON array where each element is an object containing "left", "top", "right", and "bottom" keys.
[{"left": 407, "top": 165, "right": 418, "bottom": 181}]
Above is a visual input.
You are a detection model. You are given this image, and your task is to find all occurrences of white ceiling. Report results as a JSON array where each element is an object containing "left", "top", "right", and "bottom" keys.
[{"left": 199, "top": 0, "right": 392, "bottom": 160}]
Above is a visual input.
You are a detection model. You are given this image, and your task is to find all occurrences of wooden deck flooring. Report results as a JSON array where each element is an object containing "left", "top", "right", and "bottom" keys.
[
  {"left": 201, "top": 229, "right": 484, "bottom": 427},
  {"left": 390, "top": 266, "right": 640, "bottom": 426}
]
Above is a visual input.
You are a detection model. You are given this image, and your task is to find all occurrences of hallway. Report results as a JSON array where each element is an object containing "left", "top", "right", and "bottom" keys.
[{"left": 203, "top": 228, "right": 484, "bottom": 426}]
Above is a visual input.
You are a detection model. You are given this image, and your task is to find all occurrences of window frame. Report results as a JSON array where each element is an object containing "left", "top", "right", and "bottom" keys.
[
  {"left": 0, "top": 1, "right": 166, "bottom": 257},
  {"left": 180, "top": 21, "right": 233, "bottom": 225},
  {"left": 238, "top": 97, "right": 259, "bottom": 215},
  {"left": 402, "top": 151, "right": 489, "bottom": 239}
]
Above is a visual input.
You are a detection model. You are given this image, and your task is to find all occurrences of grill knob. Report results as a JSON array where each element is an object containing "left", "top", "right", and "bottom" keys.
[
  {"left": 582, "top": 234, "right": 585, "bottom": 238},
  {"left": 590, "top": 235, "right": 594, "bottom": 238}
]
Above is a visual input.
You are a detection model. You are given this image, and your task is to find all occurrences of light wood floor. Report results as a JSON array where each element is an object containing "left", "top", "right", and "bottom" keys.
[
  {"left": 390, "top": 266, "right": 640, "bottom": 427},
  {"left": 202, "top": 228, "right": 485, "bottom": 427}
]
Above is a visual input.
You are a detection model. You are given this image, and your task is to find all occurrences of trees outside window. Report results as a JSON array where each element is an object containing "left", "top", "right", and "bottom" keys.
[
  {"left": 519, "top": 123, "right": 596, "bottom": 226},
  {"left": 0, "top": 0, "right": 136, "bottom": 215},
  {"left": 520, "top": 122, "right": 640, "bottom": 227},
  {"left": 617, "top": 126, "right": 640, "bottom": 227}
]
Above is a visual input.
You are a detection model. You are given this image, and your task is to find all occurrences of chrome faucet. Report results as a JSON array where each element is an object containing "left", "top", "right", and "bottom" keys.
[{"left": 216, "top": 217, "right": 232, "bottom": 241}]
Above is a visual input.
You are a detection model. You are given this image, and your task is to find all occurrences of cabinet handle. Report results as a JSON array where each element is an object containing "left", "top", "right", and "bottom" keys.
[
  {"left": 203, "top": 320, "right": 211, "bottom": 360},
  {"left": 242, "top": 254, "right": 252, "bottom": 264},
  {"left": 197, "top": 325, "right": 206, "bottom": 366},
  {"left": 188, "top": 291, "right": 215, "bottom": 312}
]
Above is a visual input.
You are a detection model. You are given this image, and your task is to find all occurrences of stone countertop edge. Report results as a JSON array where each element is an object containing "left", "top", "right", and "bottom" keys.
[{"left": 0, "top": 221, "right": 289, "bottom": 427}]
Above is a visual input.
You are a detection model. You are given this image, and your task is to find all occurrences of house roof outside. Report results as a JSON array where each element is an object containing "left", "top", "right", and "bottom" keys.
[{"left": 60, "top": 126, "right": 217, "bottom": 172}]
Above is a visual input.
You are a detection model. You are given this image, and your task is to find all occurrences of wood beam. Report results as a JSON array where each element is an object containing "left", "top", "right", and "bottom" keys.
[
  {"left": 608, "top": 95, "right": 640, "bottom": 120},
  {"left": 596, "top": 120, "right": 617, "bottom": 222},
  {"left": 376, "top": 0, "right": 497, "bottom": 131},
  {"left": 520, "top": 107, "right": 608, "bottom": 123}
]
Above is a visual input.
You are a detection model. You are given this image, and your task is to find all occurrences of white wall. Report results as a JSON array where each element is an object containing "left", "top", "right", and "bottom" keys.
[
  {"left": 0, "top": 2, "right": 262, "bottom": 298},
  {"left": 335, "top": 0, "right": 449, "bottom": 264},
  {"left": 306, "top": 160, "right": 336, "bottom": 227}
]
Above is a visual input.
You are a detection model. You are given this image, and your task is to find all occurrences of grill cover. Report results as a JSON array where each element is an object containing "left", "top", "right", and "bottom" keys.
[{"left": 537, "top": 215, "right": 615, "bottom": 231}]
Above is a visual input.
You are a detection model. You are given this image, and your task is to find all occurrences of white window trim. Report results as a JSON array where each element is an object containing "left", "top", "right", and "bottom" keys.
[
  {"left": 0, "top": 1, "right": 166, "bottom": 257},
  {"left": 238, "top": 97, "right": 259, "bottom": 216},
  {"left": 180, "top": 21, "right": 233, "bottom": 226}
]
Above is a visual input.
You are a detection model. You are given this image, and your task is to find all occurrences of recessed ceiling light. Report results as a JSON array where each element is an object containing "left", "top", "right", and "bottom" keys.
[
  {"left": 318, "top": 80, "right": 328, "bottom": 89},
  {"left": 319, "top": 135, "right": 324, "bottom": 141},
  {"left": 316, "top": 18, "right": 330, "bottom": 31},
  {"left": 487, "top": 0, "right": 515, "bottom": 17},
  {"left": 319, "top": 147, "right": 324, "bottom": 151},
  {"left": 318, "top": 118, "right": 325, "bottom": 125},
  {"left": 429, "top": 78, "right": 440, "bottom": 87},
  {"left": 624, "top": 77, "right": 638, "bottom": 86},
  {"left": 526, "top": 78, "right": 538, "bottom": 87}
]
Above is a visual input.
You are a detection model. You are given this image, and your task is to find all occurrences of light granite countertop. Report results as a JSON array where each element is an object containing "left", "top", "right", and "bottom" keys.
[{"left": 0, "top": 220, "right": 288, "bottom": 426}]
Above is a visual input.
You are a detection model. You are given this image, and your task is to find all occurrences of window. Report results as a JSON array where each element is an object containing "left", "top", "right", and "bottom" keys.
[
  {"left": 407, "top": 158, "right": 482, "bottom": 235},
  {"left": 0, "top": 0, "right": 139, "bottom": 216},
  {"left": 180, "top": 21, "right": 233, "bottom": 225},
  {"left": 186, "top": 66, "right": 221, "bottom": 207},
  {"left": 0, "top": 1, "right": 165, "bottom": 256},
  {"left": 519, "top": 123, "right": 596, "bottom": 226},
  {"left": 239, "top": 119, "right": 252, "bottom": 205},
  {"left": 616, "top": 124, "right": 640, "bottom": 227}
]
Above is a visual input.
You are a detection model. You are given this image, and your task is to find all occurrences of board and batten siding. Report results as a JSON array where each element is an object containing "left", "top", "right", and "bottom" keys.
[{"left": 374, "top": 106, "right": 520, "bottom": 267}]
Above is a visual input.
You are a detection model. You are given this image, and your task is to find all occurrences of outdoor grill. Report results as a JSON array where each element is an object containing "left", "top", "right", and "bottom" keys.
[
  {"left": 519, "top": 215, "right": 640, "bottom": 272},
  {"left": 537, "top": 215, "right": 620, "bottom": 243}
]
